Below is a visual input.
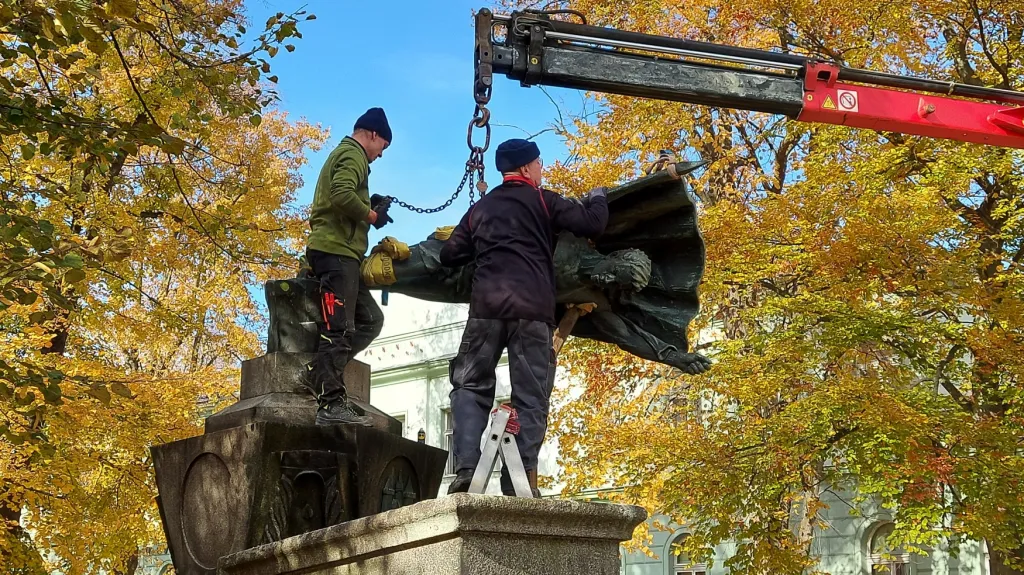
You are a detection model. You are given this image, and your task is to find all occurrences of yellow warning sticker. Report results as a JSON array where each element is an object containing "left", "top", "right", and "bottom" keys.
[{"left": 822, "top": 95, "right": 837, "bottom": 110}]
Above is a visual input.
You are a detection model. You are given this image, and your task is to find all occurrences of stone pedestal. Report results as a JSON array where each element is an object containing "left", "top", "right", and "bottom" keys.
[
  {"left": 219, "top": 493, "right": 647, "bottom": 575},
  {"left": 152, "top": 353, "right": 447, "bottom": 575}
]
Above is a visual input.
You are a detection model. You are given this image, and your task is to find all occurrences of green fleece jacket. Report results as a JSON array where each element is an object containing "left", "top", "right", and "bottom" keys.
[{"left": 307, "top": 137, "right": 373, "bottom": 261}]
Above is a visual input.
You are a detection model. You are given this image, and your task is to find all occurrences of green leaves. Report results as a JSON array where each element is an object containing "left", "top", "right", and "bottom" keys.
[
  {"left": 105, "top": 0, "right": 138, "bottom": 19},
  {"left": 64, "top": 269, "right": 86, "bottom": 284},
  {"left": 0, "top": 2, "right": 324, "bottom": 572},
  {"left": 158, "top": 134, "right": 187, "bottom": 155},
  {"left": 17, "top": 291, "right": 39, "bottom": 305},
  {"left": 85, "top": 383, "right": 111, "bottom": 405},
  {"left": 61, "top": 253, "right": 84, "bottom": 269}
]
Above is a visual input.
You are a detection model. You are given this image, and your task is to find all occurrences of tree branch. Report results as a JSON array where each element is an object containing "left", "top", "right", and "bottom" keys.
[
  {"left": 934, "top": 344, "right": 974, "bottom": 412},
  {"left": 110, "top": 31, "right": 161, "bottom": 129},
  {"left": 968, "top": 0, "right": 1011, "bottom": 87},
  {"left": 166, "top": 156, "right": 270, "bottom": 266},
  {"left": 97, "top": 267, "right": 192, "bottom": 325},
  {"left": 32, "top": 55, "right": 57, "bottom": 100}
]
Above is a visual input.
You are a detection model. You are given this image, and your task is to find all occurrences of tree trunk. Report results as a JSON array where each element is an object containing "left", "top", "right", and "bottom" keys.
[
  {"left": 990, "top": 546, "right": 1024, "bottom": 575},
  {"left": 1, "top": 500, "right": 46, "bottom": 574},
  {"left": 797, "top": 463, "right": 824, "bottom": 561},
  {"left": 113, "top": 551, "right": 139, "bottom": 575}
]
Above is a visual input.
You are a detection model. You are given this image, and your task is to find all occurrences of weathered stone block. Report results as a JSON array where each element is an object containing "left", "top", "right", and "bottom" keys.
[
  {"left": 152, "top": 422, "right": 447, "bottom": 575},
  {"left": 239, "top": 353, "right": 370, "bottom": 404},
  {"left": 265, "top": 278, "right": 321, "bottom": 354},
  {"left": 239, "top": 352, "right": 313, "bottom": 400},
  {"left": 206, "top": 354, "right": 394, "bottom": 435},
  {"left": 219, "top": 493, "right": 646, "bottom": 575}
]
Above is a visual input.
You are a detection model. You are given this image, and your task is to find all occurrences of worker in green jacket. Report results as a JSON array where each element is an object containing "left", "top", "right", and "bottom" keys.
[{"left": 305, "top": 107, "right": 394, "bottom": 426}]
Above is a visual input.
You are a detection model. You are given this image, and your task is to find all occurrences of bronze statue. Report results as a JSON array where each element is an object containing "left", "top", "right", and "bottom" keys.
[
  {"left": 267, "top": 161, "right": 711, "bottom": 375},
  {"left": 368, "top": 161, "right": 711, "bottom": 374}
]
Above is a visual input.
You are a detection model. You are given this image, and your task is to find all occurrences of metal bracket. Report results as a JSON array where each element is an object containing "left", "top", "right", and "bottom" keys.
[
  {"left": 524, "top": 23, "right": 545, "bottom": 86},
  {"left": 474, "top": 9, "right": 493, "bottom": 105},
  {"left": 803, "top": 61, "right": 839, "bottom": 91}
]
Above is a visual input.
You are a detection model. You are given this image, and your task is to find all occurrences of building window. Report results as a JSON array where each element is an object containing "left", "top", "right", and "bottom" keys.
[
  {"left": 444, "top": 408, "right": 455, "bottom": 476},
  {"left": 670, "top": 534, "right": 707, "bottom": 575},
  {"left": 870, "top": 523, "right": 911, "bottom": 575},
  {"left": 391, "top": 413, "right": 406, "bottom": 438}
]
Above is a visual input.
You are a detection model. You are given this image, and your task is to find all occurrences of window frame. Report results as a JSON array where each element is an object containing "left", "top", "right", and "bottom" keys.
[
  {"left": 443, "top": 408, "right": 455, "bottom": 476},
  {"left": 668, "top": 533, "right": 708, "bottom": 575},
  {"left": 868, "top": 523, "right": 912, "bottom": 575}
]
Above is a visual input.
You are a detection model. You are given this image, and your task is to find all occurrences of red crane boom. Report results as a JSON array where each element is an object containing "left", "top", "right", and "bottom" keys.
[{"left": 473, "top": 9, "right": 1024, "bottom": 149}]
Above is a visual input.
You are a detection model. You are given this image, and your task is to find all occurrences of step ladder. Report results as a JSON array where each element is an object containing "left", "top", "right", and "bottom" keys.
[{"left": 467, "top": 404, "right": 534, "bottom": 497}]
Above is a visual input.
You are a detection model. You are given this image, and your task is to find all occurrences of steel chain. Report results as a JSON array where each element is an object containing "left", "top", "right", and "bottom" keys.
[{"left": 387, "top": 100, "right": 491, "bottom": 214}]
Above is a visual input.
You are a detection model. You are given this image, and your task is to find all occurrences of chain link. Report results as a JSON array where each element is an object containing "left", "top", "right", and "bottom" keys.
[{"left": 387, "top": 99, "right": 491, "bottom": 214}]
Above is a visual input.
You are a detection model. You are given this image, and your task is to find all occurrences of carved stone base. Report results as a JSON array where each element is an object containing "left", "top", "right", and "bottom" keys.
[
  {"left": 218, "top": 494, "right": 647, "bottom": 575},
  {"left": 152, "top": 422, "right": 447, "bottom": 575}
]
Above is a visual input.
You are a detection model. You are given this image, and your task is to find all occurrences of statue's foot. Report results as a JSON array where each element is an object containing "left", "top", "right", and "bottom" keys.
[
  {"left": 665, "top": 350, "right": 712, "bottom": 375},
  {"left": 591, "top": 248, "right": 652, "bottom": 292}
]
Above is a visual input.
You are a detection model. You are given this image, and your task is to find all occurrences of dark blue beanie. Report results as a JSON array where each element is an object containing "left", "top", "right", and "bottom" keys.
[
  {"left": 353, "top": 107, "right": 392, "bottom": 143},
  {"left": 495, "top": 138, "right": 540, "bottom": 173}
]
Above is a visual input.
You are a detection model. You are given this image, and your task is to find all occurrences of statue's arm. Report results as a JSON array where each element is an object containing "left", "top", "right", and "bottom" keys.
[{"left": 439, "top": 210, "right": 474, "bottom": 267}]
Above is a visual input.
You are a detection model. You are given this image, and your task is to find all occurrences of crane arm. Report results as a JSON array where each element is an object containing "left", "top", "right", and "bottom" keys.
[{"left": 473, "top": 9, "right": 1024, "bottom": 149}]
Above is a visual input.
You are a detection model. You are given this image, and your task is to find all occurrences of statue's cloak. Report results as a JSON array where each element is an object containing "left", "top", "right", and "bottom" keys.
[{"left": 564, "top": 165, "right": 706, "bottom": 358}]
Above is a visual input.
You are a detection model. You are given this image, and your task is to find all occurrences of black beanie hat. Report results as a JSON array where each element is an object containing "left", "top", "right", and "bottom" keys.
[
  {"left": 495, "top": 138, "right": 540, "bottom": 173},
  {"left": 353, "top": 107, "right": 392, "bottom": 143}
]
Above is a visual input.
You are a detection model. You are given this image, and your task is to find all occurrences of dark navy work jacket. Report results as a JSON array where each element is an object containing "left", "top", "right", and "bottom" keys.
[{"left": 439, "top": 177, "right": 609, "bottom": 324}]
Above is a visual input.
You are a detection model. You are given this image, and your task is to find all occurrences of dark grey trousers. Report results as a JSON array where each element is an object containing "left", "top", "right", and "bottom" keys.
[
  {"left": 307, "top": 249, "right": 384, "bottom": 406},
  {"left": 449, "top": 318, "right": 556, "bottom": 474}
]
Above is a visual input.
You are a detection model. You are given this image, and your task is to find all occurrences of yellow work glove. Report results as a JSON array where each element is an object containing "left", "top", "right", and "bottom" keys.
[
  {"left": 432, "top": 226, "right": 456, "bottom": 241},
  {"left": 360, "top": 251, "right": 396, "bottom": 287},
  {"left": 369, "top": 236, "right": 411, "bottom": 261}
]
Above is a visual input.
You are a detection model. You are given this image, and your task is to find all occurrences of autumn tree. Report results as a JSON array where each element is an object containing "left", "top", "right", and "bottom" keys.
[
  {"left": 0, "top": 1, "right": 325, "bottom": 572},
  {"left": 500, "top": 1, "right": 1024, "bottom": 574}
]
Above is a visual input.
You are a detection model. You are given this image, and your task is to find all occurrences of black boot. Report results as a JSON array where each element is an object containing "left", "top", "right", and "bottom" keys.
[
  {"left": 500, "top": 466, "right": 541, "bottom": 497},
  {"left": 315, "top": 398, "right": 372, "bottom": 426},
  {"left": 500, "top": 466, "right": 516, "bottom": 496},
  {"left": 527, "top": 468, "right": 541, "bottom": 498},
  {"left": 447, "top": 469, "right": 474, "bottom": 494}
]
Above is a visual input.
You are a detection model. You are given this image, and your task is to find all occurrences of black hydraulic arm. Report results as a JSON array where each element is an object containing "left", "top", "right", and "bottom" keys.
[{"left": 473, "top": 8, "right": 1024, "bottom": 118}]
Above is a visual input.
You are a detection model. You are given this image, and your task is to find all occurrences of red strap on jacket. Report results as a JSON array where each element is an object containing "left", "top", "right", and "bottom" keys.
[{"left": 502, "top": 175, "right": 535, "bottom": 187}]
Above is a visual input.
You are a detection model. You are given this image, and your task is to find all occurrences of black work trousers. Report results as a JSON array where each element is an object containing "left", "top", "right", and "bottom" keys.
[
  {"left": 307, "top": 248, "right": 384, "bottom": 406},
  {"left": 449, "top": 318, "right": 556, "bottom": 475}
]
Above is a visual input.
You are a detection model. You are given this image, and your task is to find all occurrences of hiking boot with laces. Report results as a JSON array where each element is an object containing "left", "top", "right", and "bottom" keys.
[{"left": 315, "top": 399, "right": 373, "bottom": 426}]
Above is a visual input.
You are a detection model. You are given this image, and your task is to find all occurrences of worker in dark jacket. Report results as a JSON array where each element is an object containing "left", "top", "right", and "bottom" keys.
[
  {"left": 440, "top": 138, "right": 609, "bottom": 495},
  {"left": 305, "top": 107, "right": 395, "bottom": 426}
]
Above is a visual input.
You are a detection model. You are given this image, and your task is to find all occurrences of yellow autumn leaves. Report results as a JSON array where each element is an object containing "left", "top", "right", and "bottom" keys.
[{"left": 505, "top": 0, "right": 1024, "bottom": 572}]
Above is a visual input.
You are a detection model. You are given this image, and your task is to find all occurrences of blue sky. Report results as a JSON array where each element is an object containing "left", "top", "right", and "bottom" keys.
[{"left": 245, "top": 0, "right": 587, "bottom": 245}]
